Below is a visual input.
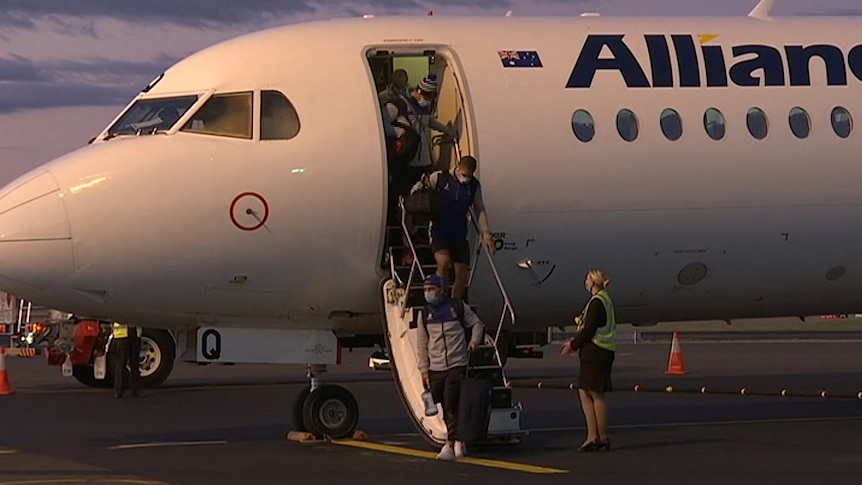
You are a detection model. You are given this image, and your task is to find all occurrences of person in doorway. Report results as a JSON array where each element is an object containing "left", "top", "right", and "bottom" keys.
[
  {"left": 378, "top": 68, "right": 410, "bottom": 104},
  {"left": 386, "top": 73, "right": 456, "bottom": 264},
  {"left": 416, "top": 274, "right": 485, "bottom": 460},
  {"left": 560, "top": 269, "right": 617, "bottom": 452},
  {"left": 112, "top": 322, "right": 143, "bottom": 399},
  {"left": 411, "top": 155, "right": 494, "bottom": 300}
]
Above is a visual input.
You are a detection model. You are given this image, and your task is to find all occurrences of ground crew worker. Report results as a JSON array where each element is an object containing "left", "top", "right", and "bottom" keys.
[
  {"left": 560, "top": 269, "right": 616, "bottom": 452},
  {"left": 112, "top": 322, "right": 143, "bottom": 399}
]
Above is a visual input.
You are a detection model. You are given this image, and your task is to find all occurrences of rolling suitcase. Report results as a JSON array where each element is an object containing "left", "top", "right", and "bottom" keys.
[{"left": 457, "top": 365, "right": 492, "bottom": 443}]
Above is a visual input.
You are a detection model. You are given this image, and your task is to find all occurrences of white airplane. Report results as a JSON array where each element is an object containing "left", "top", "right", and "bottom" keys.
[{"left": 1, "top": 0, "right": 860, "bottom": 442}]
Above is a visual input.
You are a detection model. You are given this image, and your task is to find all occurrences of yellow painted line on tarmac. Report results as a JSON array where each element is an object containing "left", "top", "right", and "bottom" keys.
[
  {"left": 0, "top": 480, "right": 85, "bottom": 485},
  {"left": 0, "top": 480, "right": 167, "bottom": 485},
  {"left": 332, "top": 440, "right": 568, "bottom": 474},
  {"left": 108, "top": 440, "right": 227, "bottom": 450},
  {"left": 0, "top": 449, "right": 19, "bottom": 455}
]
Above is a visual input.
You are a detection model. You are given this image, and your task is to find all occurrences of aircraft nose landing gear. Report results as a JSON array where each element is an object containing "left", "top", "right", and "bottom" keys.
[{"left": 294, "top": 364, "right": 359, "bottom": 440}]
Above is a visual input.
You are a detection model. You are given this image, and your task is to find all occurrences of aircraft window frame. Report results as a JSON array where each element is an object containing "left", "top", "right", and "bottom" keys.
[
  {"left": 788, "top": 107, "right": 811, "bottom": 139},
  {"left": 571, "top": 109, "right": 595, "bottom": 142},
  {"left": 260, "top": 90, "right": 301, "bottom": 141},
  {"left": 703, "top": 108, "right": 726, "bottom": 141},
  {"left": 106, "top": 95, "right": 199, "bottom": 138},
  {"left": 181, "top": 91, "right": 254, "bottom": 140},
  {"left": 831, "top": 106, "right": 853, "bottom": 139},
  {"left": 660, "top": 108, "right": 683, "bottom": 141},
  {"left": 616, "top": 109, "right": 639, "bottom": 142},
  {"left": 746, "top": 107, "right": 769, "bottom": 140}
]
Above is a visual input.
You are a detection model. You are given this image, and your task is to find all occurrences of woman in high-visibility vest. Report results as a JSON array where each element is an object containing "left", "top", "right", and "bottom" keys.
[{"left": 561, "top": 269, "right": 617, "bottom": 452}]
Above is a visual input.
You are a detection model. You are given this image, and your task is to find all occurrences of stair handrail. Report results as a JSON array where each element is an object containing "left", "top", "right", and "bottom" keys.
[
  {"left": 447, "top": 138, "right": 516, "bottom": 352},
  {"left": 396, "top": 196, "right": 427, "bottom": 317},
  {"left": 466, "top": 212, "right": 516, "bottom": 349}
]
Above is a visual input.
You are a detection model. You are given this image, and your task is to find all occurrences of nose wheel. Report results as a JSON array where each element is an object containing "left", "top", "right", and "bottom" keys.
[{"left": 300, "top": 384, "right": 359, "bottom": 439}]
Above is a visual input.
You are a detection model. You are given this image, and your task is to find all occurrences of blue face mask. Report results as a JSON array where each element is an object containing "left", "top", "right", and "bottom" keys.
[{"left": 424, "top": 291, "right": 441, "bottom": 304}]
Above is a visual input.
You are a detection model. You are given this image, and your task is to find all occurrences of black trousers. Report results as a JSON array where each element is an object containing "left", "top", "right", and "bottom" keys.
[
  {"left": 429, "top": 366, "right": 466, "bottom": 442},
  {"left": 114, "top": 332, "right": 141, "bottom": 392}
]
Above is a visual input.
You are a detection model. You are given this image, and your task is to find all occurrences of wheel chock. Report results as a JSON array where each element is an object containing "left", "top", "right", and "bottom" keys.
[{"left": 286, "top": 431, "right": 320, "bottom": 442}]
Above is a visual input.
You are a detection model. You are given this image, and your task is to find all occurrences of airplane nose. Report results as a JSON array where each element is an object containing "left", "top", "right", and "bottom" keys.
[{"left": 0, "top": 171, "right": 74, "bottom": 289}]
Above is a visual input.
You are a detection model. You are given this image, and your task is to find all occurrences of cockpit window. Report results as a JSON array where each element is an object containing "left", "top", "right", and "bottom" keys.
[
  {"left": 261, "top": 90, "right": 300, "bottom": 140},
  {"left": 181, "top": 92, "right": 253, "bottom": 139},
  {"left": 107, "top": 95, "right": 197, "bottom": 137}
]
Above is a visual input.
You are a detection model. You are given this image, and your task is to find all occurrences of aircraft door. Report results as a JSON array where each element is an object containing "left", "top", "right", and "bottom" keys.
[{"left": 431, "top": 57, "right": 471, "bottom": 171}]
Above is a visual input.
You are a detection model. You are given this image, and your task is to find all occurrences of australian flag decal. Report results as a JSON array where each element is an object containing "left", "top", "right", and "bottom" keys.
[{"left": 498, "top": 50, "right": 543, "bottom": 68}]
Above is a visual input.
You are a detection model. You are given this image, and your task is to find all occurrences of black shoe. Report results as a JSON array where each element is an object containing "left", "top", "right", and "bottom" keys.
[
  {"left": 114, "top": 391, "right": 124, "bottom": 399},
  {"left": 596, "top": 439, "right": 611, "bottom": 452},
  {"left": 131, "top": 390, "right": 143, "bottom": 398},
  {"left": 577, "top": 440, "right": 598, "bottom": 453}
]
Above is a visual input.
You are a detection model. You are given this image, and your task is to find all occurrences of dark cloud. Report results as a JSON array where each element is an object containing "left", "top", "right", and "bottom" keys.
[
  {"left": 0, "top": 1, "right": 514, "bottom": 31},
  {"left": 0, "top": 0, "right": 317, "bottom": 30},
  {"left": 0, "top": 55, "right": 180, "bottom": 114}
]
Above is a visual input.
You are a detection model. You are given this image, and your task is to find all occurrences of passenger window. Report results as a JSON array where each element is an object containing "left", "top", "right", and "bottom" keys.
[
  {"left": 831, "top": 106, "right": 853, "bottom": 138},
  {"left": 571, "top": 109, "right": 595, "bottom": 142},
  {"left": 660, "top": 108, "right": 683, "bottom": 141},
  {"left": 616, "top": 109, "right": 638, "bottom": 142},
  {"left": 181, "top": 92, "right": 253, "bottom": 139},
  {"left": 703, "top": 108, "right": 726, "bottom": 140},
  {"left": 746, "top": 108, "right": 768, "bottom": 140},
  {"left": 261, "top": 90, "right": 300, "bottom": 140},
  {"left": 789, "top": 107, "right": 810, "bottom": 139}
]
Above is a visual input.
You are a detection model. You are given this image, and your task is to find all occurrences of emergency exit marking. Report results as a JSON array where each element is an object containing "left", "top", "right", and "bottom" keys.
[{"left": 230, "top": 192, "right": 269, "bottom": 231}]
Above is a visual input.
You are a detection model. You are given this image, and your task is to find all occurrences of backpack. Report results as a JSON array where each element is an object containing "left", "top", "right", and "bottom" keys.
[
  {"left": 422, "top": 299, "right": 486, "bottom": 346},
  {"left": 385, "top": 97, "right": 421, "bottom": 167},
  {"left": 405, "top": 169, "right": 449, "bottom": 214}
]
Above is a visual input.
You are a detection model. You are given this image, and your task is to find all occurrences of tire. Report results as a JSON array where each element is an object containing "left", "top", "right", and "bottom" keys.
[
  {"left": 137, "top": 329, "right": 175, "bottom": 388},
  {"left": 291, "top": 385, "right": 311, "bottom": 432},
  {"left": 72, "top": 364, "right": 112, "bottom": 388},
  {"left": 301, "top": 385, "right": 359, "bottom": 439},
  {"left": 105, "top": 329, "right": 176, "bottom": 389}
]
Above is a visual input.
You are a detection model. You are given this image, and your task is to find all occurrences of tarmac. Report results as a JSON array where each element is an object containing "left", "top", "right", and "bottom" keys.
[{"left": 1, "top": 321, "right": 862, "bottom": 485}]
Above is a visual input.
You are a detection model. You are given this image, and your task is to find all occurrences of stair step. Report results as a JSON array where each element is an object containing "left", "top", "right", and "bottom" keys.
[
  {"left": 390, "top": 246, "right": 436, "bottom": 267},
  {"left": 386, "top": 226, "right": 431, "bottom": 247},
  {"left": 469, "top": 346, "right": 498, "bottom": 367},
  {"left": 467, "top": 366, "right": 505, "bottom": 386},
  {"left": 490, "top": 386, "right": 513, "bottom": 409}
]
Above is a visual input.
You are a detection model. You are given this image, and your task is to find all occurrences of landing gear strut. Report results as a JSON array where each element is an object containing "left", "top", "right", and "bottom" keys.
[{"left": 294, "top": 364, "right": 359, "bottom": 439}]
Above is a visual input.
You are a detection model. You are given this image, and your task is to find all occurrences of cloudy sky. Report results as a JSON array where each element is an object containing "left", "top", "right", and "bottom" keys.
[{"left": 0, "top": 0, "right": 859, "bottom": 185}]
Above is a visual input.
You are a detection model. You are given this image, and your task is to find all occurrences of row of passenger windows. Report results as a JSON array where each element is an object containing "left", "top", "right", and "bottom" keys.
[{"left": 571, "top": 106, "right": 854, "bottom": 143}]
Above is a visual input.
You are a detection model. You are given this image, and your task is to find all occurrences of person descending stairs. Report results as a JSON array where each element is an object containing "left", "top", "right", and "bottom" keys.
[{"left": 381, "top": 209, "right": 524, "bottom": 447}]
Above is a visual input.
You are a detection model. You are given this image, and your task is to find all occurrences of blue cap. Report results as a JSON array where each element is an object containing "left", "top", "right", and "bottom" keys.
[{"left": 423, "top": 274, "right": 445, "bottom": 288}]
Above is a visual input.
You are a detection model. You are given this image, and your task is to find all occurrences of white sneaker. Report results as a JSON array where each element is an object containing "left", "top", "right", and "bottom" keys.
[
  {"left": 436, "top": 443, "right": 455, "bottom": 461},
  {"left": 454, "top": 441, "right": 466, "bottom": 458}
]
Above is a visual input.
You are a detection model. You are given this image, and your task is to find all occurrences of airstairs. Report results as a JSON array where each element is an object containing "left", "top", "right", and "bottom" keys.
[{"left": 381, "top": 200, "right": 526, "bottom": 446}]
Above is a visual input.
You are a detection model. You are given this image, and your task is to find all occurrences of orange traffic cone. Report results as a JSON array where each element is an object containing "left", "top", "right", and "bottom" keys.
[
  {"left": 0, "top": 347, "right": 13, "bottom": 395},
  {"left": 665, "top": 332, "right": 688, "bottom": 375}
]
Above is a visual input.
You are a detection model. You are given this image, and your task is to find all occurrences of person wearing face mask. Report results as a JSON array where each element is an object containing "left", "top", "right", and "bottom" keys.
[
  {"left": 391, "top": 73, "right": 457, "bottom": 265},
  {"left": 410, "top": 155, "right": 494, "bottom": 300},
  {"left": 560, "top": 269, "right": 617, "bottom": 452},
  {"left": 416, "top": 274, "right": 485, "bottom": 460}
]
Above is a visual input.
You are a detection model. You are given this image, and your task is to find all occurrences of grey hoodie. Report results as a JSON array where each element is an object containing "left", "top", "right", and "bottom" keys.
[{"left": 417, "top": 299, "right": 485, "bottom": 373}]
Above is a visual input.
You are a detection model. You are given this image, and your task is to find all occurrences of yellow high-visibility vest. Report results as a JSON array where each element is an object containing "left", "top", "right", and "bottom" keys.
[
  {"left": 589, "top": 290, "right": 617, "bottom": 352},
  {"left": 112, "top": 322, "right": 142, "bottom": 339}
]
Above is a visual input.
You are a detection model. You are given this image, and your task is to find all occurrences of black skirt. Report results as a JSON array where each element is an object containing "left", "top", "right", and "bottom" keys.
[{"left": 578, "top": 341, "right": 615, "bottom": 392}]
